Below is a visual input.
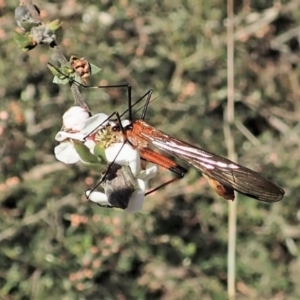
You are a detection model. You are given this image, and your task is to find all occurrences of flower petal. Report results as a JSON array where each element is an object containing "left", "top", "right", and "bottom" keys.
[
  {"left": 86, "top": 190, "right": 113, "bottom": 207},
  {"left": 63, "top": 106, "right": 90, "bottom": 131},
  {"left": 55, "top": 131, "right": 85, "bottom": 142},
  {"left": 84, "top": 139, "right": 96, "bottom": 151},
  {"left": 138, "top": 163, "right": 159, "bottom": 181},
  {"left": 105, "top": 143, "right": 141, "bottom": 175},
  {"left": 125, "top": 179, "right": 145, "bottom": 213},
  {"left": 54, "top": 142, "right": 80, "bottom": 164},
  {"left": 81, "top": 113, "right": 109, "bottom": 136}
]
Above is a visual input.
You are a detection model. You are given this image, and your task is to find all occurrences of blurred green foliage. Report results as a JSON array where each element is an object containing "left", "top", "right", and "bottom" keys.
[{"left": 1, "top": 0, "right": 300, "bottom": 299}]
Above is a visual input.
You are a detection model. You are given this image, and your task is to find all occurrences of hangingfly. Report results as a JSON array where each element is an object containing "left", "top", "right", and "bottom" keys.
[
  {"left": 99, "top": 89, "right": 285, "bottom": 202},
  {"left": 51, "top": 60, "right": 284, "bottom": 202}
]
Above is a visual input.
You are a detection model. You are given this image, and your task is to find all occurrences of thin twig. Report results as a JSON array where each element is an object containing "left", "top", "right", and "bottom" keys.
[
  {"left": 225, "top": 0, "right": 237, "bottom": 299},
  {"left": 51, "top": 45, "right": 90, "bottom": 111},
  {"left": 22, "top": 0, "right": 41, "bottom": 22},
  {"left": 21, "top": 0, "right": 89, "bottom": 111},
  {"left": 235, "top": 120, "right": 261, "bottom": 147}
]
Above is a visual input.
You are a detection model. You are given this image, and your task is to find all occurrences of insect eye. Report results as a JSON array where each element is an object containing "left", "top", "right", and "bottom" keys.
[{"left": 112, "top": 125, "right": 120, "bottom": 132}]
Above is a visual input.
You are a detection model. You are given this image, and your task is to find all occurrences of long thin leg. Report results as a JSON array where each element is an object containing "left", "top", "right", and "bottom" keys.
[
  {"left": 48, "top": 62, "right": 131, "bottom": 90},
  {"left": 141, "top": 90, "right": 153, "bottom": 120},
  {"left": 48, "top": 62, "right": 132, "bottom": 114},
  {"left": 115, "top": 112, "right": 126, "bottom": 135},
  {"left": 86, "top": 140, "right": 130, "bottom": 199},
  {"left": 49, "top": 62, "right": 156, "bottom": 124},
  {"left": 139, "top": 147, "right": 188, "bottom": 195},
  {"left": 86, "top": 112, "right": 133, "bottom": 200},
  {"left": 145, "top": 177, "right": 181, "bottom": 196},
  {"left": 120, "top": 89, "right": 154, "bottom": 120}
]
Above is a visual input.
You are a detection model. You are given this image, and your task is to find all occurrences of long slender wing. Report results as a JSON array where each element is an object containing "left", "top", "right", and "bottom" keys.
[{"left": 136, "top": 121, "right": 284, "bottom": 202}]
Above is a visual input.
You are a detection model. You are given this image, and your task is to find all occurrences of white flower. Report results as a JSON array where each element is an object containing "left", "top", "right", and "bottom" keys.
[
  {"left": 54, "top": 140, "right": 81, "bottom": 164},
  {"left": 86, "top": 179, "right": 145, "bottom": 213},
  {"left": 125, "top": 182, "right": 146, "bottom": 213},
  {"left": 86, "top": 161, "right": 158, "bottom": 214},
  {"left": 55, "top": 131, "right": 86, "bottom": 142},
  {"left": 54, "top": 108, "right": 110, "bottom": 164},
  {"left": 80, "top": 113, "right": 111, "bottom": 136},
  {"left": 104, "top": 143, "right": 141, "bottom": 176},
  {"left": 62, "top": 106, "right": 90, "bottom": 131},
  {"left": 54, "top": 106, "right": 159, "bottom": 213},
  {"left": 138, "top": 163, "right": 158, "bottom": 181}
]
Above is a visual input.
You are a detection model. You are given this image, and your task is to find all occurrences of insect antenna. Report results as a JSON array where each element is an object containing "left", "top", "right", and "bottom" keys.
[{"left": 119, "top": 89, "right": 153, "bottom": 121}]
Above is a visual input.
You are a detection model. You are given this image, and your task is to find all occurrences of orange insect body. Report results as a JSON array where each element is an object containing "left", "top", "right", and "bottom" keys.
[{"left": 119, "top": 119, "right": 284, "bottom": 202}]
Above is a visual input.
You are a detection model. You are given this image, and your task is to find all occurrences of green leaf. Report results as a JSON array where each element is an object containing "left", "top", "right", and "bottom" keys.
[
  {"left": 59, "top": 65, "right": 74, "bottom": 79},
  {"left": 13, "top": 32, "right": 37, "bottom": 51},
  {"left": 46, "top": 19, "right": 62, "bottom": 32},
  {"left": 47, "top": 63, "right": 75, "bottom": 85},
  {"left": 90, "top": 63, "right": 101, "bottom": 75},
  {"left": 81, "top": 161, "right": 106, "bottom": 172},
  {"left": 73, "top": 141, "right": 98, "bottom": 164},
  {"left": 47, "top": 63, "right": 60, "bottom": 76},
  {"left": 93, "top": 143, "right": 107, "bottom": 163},
  {"left": 52, "top": 76, "right": 70, "bottom": 85}
]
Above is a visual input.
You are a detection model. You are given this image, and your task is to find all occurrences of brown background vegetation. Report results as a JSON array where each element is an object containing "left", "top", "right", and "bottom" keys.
[{"left": 1, "top": 0, "right": 300, "bottom": 299}]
